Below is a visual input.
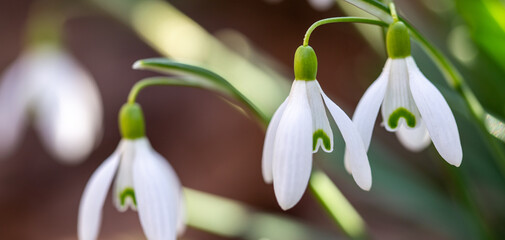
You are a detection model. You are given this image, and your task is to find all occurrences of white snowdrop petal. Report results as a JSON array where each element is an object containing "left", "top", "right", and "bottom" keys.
[
  {"left": 320, "top": 88, "right": 372, "bottom": 191},
  {"left": 78, "top": 147, "right": 121, "bottom": 240},
  {"left": 396, "top": 120, "right": 431, "bottom": 152},
  {"left": 406, "top": 57, "right": 462, "bottom": 166},
  {"left": 32, "top": 47, "right": 103, "bottom": 163},
  {"left": 133, "top": 138, "right": 181, "bottom": 240},
  {"left": 273, "top": 80, "right": 313, "bottom": 210},
  {"left": 262, "top": 98, "right": 288, "bottom": 184},
  {"left": 381, "top": 58, "right": 421, "bottom": 132},
  {"left": 113, "top": 140, "right": 137, "bottom": 212},
  {"left": 306, "top": 80, "right": 333, "bottom": 153},
  {"left": 343, "top": 59, "right": 390, "bottom": 173},
  {"left": 308, "top": 0, "right": 334, "bottom": 11}
]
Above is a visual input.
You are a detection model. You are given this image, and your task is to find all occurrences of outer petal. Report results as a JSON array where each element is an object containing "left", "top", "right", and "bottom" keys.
[
  {"left": 0, "top": 53, "right": 33, "bottom": 156},
  {"left": 381, "top": 58, "right": 421, "bottom": 132},
  {"left": 406, "top": 57, "right": 462, "bottom": 166},
  {"left": 320, "top": 88, "right": 372, "bottom": 191},
  {"left": 343, "top": 60, "right": 390, "bottom": 173},
  {"left": 78, "top": 144, "right": 121, "bottom": 240},
  {"left": 396, "top": 120, "right": 431, "bottom": 152},
  {"left": 272, "top": 80, "right": 313, "bottom": 210},
  {"left": 32, "top": 47, "right": 103, "bottom": 164},
  {"left": 262, "top": 98, "right": 288, "bottom": 184},
  {"left": 306, "top": 80, "right": 333, "bottom": 153},
  {"left": 133, "top": 138, "right": 182, "bottom": 240}
]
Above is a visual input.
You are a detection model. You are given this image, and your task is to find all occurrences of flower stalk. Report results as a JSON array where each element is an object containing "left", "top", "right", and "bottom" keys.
[{"left": 303, "top": 17, "right": 388, "bottom": 47}]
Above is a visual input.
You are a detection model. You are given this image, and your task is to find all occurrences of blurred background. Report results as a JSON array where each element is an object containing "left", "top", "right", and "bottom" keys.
[{"left": 0, "top": 0, "right": 504, "bottom": 239}]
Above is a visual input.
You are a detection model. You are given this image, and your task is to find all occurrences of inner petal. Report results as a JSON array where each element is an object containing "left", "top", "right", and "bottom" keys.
[
  {"left": 114, "top": 140, "right": 137, "bottom": 212},
  {"left": 306, "top": 81, "right": 333, "bottom": 153},
  {"left": 381, "top": 59, "right": 421, "bottom": 132}
]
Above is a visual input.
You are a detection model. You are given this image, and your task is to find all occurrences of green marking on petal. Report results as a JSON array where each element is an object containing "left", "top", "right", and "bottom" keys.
[
  {"left": 313, "top": 129, "right": 331, "bottom": 151},
  {"left": 388, "top": 107, "right": 416, "bottom": 129},
  {"left": 119, "top": 187, "right": 137, "bottom": 207}
]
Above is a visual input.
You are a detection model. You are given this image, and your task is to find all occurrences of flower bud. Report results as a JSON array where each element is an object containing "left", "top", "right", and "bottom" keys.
[
  {"left": 119, "top": 103, "right": 145, "bottom": 139},
  {"left": 294, "top": 45, "right": 318, "bottom": 81},
  {"left": 386, "top": 21, "right": 411, "bottom": 59}
]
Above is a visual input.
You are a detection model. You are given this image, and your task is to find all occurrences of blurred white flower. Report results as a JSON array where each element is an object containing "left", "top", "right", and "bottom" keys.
[
  {"left": 0, "top": 45, "right": 102, "bottom": 163},
  {"left": 264, "top": 0, "right": 334, "bottom": 11},
  {"left": 78, "top": 137, "right": 185, "bottom": 240}
]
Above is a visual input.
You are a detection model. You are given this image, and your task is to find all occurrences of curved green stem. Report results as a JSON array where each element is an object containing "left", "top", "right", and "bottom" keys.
[
  {"left": 132, "top": 59, "right": 270, "bottom": 124},
  {"left": 127, "top": 77, "right": 269, "bottom": 125},
  {"left": 303, "top": 17, "right": 388, "bottom": 46}
]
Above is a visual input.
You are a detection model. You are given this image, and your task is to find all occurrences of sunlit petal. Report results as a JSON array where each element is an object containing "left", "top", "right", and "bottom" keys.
[
  {"left": 407, "top": 57, "right": 462, "bottom": 166},
  {"left": 133, "top": 138, "right": 181, "bottom": 240},
  {"left": 176, "top": 192, "right": 186, "bottom": 236},
  {"left": 344, "top": 59, "right": 390, "bottom": 173},
  {"left": 273, "top": 80, "right": 313, "bottom": 210},
  {"left": 262, "top": 98, "right": 288, "bottom": 184},
  {"left": 320, "top": 88, "right": 371, "bottom": 190},
  {"left": 396, "top": 120, "right": 431, "bottom": 152},
  {"left": 78, "top": 146, "right": 121, "bottom": 240},
  {"left": 307, "top": 80, "right": 333, "bottom": 153}
]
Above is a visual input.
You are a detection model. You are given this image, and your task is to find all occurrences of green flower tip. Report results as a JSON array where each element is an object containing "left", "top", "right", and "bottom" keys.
[
  {"left": 120, "top": 188, "right": 137, "bottom": 207},
  {"left": 294, "top": 45, "right": 317, "bottom": 81},
  {"left": 119, "top": 103, "right": 146, "bottom": 139},
  {"left": 388, "top": 107, "right": 416, "bottom": 129},
  {"left": 386, "top": 21, "right": 411, "bottom": 59}
]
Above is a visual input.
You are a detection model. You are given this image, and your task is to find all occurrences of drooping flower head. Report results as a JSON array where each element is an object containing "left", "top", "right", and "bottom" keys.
[
  {"left": 0, "top": 45, "right": 103, "bottom": 163},
  {"left": 262, "top": 45, "right": 371, "bottom": 210},
  {"left": 78, "top": 103, "right": 185, "bottom": 240},
  {"left": 346, "top": 20, "right": 462, "bottom": 169}
]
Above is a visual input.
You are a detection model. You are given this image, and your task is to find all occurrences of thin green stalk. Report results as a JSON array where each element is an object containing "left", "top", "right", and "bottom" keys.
[{"left": 303, "top": 17, "right": 388, "bottom": 46}]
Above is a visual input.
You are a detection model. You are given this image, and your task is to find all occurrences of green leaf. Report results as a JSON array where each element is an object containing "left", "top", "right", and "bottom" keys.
[{"left": 133, "top": 58, "right": 268, "bottom": 124}]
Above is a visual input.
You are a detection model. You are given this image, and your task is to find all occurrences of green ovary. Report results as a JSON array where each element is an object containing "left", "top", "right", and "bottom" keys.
[
  {"left": 388, "top": 107, "right": 416, "bottom": 129},
  {"left": 120, "top": 187, "right": 137, "bottom": 207},
  {"left": 313, "top": 129, "right": 331, "bottom": 151}
]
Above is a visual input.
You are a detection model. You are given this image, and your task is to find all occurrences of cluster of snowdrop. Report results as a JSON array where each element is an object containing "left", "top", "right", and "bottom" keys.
[
  {"left": 262, "top": 20, "right": 462, "bottom": 210},
  {"left": 0, "top": 3, "right": 463, "bottom": 240}
]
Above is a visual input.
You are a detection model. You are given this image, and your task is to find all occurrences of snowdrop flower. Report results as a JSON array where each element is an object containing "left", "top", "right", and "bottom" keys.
[
  {"left": 0, "top": 45, "right": 102, "bottom": 163},
  {"left": 262, "top": 45, "right": 371, "bottom": 210},
  {"left": 78, "top": 103, "right": 185, "bottom": 240},
  {"left": 346, "top": 21, "right": 462, "bottom": 168}
]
